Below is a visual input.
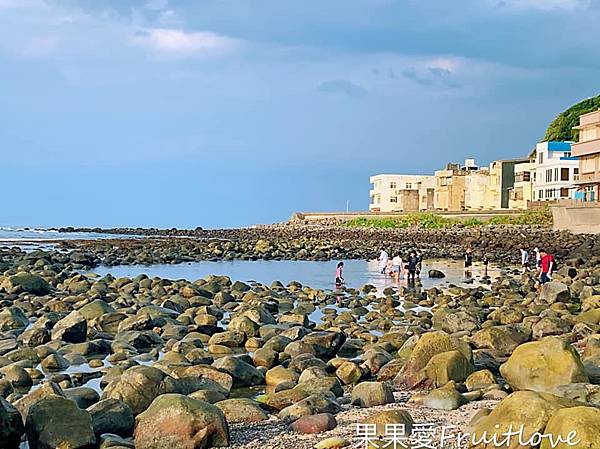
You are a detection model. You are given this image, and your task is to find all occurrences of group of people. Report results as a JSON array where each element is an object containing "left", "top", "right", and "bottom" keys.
[
  {"left": 335, "top": 245, "right": 556, "bottom": 292},
  {"left": 520, "top": 247, "right": 555, "bottom": 287},
  {"left": 377, "top": 249, "right": 423, "bottom": 283}
]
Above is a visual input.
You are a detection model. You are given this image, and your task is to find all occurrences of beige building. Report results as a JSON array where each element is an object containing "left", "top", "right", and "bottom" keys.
[
  {"left": 434, "top": 159, "right": 481, "bottom": 211},
  {"left": 464, "top": 169, "right": 491, "bottom": 210},
  {"left": 369, "top": 174, "right": 436, "bottom": 212},
  {"left": 434, "top": 165, "right": 466, "bottom": 211},
  {"left": 508, "top": 160, "right": 535, "bottom": 210},
  {"left": 572, "top": 109, "right": 600, "bottom": 202}
]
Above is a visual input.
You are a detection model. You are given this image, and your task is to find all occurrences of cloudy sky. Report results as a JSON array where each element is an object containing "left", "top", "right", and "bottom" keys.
[{"left": 1, "top": 0, "right": 599, "bottom": 228}]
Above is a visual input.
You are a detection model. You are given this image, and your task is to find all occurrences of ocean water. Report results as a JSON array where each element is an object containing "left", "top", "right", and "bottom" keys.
[
  {"left": 92, "top": 258, "right": 503, "bottom": 292},
  {"left": 0, "top": 226, "right": 137, "bottom": 242}
]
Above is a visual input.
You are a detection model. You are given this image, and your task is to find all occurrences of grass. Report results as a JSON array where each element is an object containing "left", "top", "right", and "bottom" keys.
[{"left": 344, "top": 209, "right": 552, "bottom": 229}]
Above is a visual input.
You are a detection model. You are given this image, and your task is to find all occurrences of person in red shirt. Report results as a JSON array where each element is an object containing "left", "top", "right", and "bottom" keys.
[{"left": 538, "top": 249, "right": 555, "bottom": 286}]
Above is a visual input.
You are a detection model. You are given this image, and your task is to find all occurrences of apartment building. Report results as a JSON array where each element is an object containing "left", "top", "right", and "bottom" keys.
[
  {"left": 533, "top": 141, "right": 579, "bottom": 201},
  {"left": 572, "top": 109, "right": 600, "bottom": 202},
  {"left": 369, "top": 174, "right": 436, "bottom": 212},
  {"left": 508, "top": 160, "right": 535, "bottom": 210}
]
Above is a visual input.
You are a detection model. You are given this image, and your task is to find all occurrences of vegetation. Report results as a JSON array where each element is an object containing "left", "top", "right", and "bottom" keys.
[
  {"left": 344, "top": 209, "right": 552, "bottom": 229},
  {"left": 544, "top": 94, "right": 600, "bottom": 142}
]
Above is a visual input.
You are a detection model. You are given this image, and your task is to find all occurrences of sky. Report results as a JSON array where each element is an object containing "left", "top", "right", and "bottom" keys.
[{"left": 1, "top": 0, "right": 600, "bottom": 229}]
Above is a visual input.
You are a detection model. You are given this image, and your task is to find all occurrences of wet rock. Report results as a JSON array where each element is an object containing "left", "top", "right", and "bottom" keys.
[
  {"left": 14, "top": 381, "right": 64, "bottom": 423},
  {"left": 428, "top": 269, "right": 445, "bottom": 279},
  {"left": 465, "top": 369, "right": 497, "bottom": 391},
  {"left": 40, "top": 353, "right": 70, "bottom": 371},
  {"left": 302, "top": 331, "right": 346, "bottom": 360},
  {"left": 25, "top": 396, "right": 96, "bottom": 449},
  {"left": 134, "top": 394, "right": 229, "bottom": 449},
  {"left": 336, "top": 361, "right": 364, "bottom": 385}
]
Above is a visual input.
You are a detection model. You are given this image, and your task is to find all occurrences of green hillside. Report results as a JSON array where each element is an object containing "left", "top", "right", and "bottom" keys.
[{"left": 544, "top": 95, "right": 600, "bottom": 141}]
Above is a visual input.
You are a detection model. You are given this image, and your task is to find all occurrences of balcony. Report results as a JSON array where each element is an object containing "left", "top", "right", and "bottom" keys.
[{"left": 572, "top": 138, "right": 600, "bottom": 157}]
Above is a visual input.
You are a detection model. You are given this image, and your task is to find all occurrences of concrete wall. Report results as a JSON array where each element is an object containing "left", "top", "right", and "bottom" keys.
[{"left": 551, "top": 204, "right": 600, "bottom": 234}]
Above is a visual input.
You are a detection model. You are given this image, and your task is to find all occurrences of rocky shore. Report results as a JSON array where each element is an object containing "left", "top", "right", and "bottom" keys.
[
  {"left": 2, "top": 225, "right": 600, "bottom": 448},
  {"left": 44, "top": 224, "right": 599, "bottom": 268}
]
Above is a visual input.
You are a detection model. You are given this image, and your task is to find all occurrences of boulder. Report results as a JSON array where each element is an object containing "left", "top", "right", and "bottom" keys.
[
  {"left": 51, "top": 311, "right": 87, "bottom": 344},
  {"left": 102, "top": 365, "right": 178, "bottom": 415},
  {"left": 422, "top": 382, "right": 467, "bottom": 411},
  {"left": 351, "top": 382, "right": 395, "bottom": 408},
  {"left": 422, "top": 350, "right": 474, "bottom": 388},
  {"left": 265, "top": 366, "right": 299, "bottom": 387},
  {"left": 215, "top": 398, "right": 268, "bottom": 423},
  {"left": 500, "top": 337, "right": 589, "bottom": 394},
  {"left": 4, "top": 273, "right": 52, "bottom": 295},
  {"left": 0, "top": 397, "right": 24, "bottom": 449},
  {"left": 540, "top": 282, "right": 570, "bottom": 304},
  {"left": 278, "top": 392, "right": 340, "bottom": 421},
  {"left": 470, "top": 391, "right": 578, "bottom": 449},
  {"left": 25, "top": 396, "right": 96, "bottom": 449},
  {"left": 465, "top": 370, "right": 497, "bottom": 391},
  {"left": 0, "top": 307, "right": 29, "bottom": 331},
  {"left": 78, "top": 300, "right": 116, "bottom": 321},
  {"left": 87, "top": 398, "right": 135, "bottom": 438},
  {"left": 394, "top": 331, "right": 472, "bottom": 389},
  {"left": 134, "top": 394, "right": 229, "bottom": 449},
  {"left": 470, "top": 325, "right": 531, "bottom": 356},
  {"left": 302, "top": 332, "right": 346, "bottom": 360},
  {"left": 291, "top": 413, "right": 337, "bottom": 434},
  {"left": 336, "top": 361, "right": 364, "bottom": 385},
  {"left": 362, "top": 409, "right": 414, "bottom": 437},
  {"left": 428, "top": 269, "right": 445, "bottom": 278},
  {"left": 541, "top": 406, "right": 600, "bottom": 449},
  {"left": 212, "top": 356, "right": 264, "bottom": 388}
]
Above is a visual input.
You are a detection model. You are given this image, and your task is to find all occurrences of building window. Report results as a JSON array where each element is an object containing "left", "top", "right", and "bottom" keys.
[
  {"left": 561, "top": 168, "right": 569, "bottom": 181},
  {"left": 539, "top": 190, "right": 543, "bottom": 200},
  {"left": 440, "top": 178, "right": 447, "bottom": 186},
  {"left": 539, "top": 152, "right": 544, "bottom": 164},
  {"left": 390, "top": 196, "right": 398, "bottom": 203},
  {"left": 574, "top": 168, "right": 580, "bottom": 181},
  {"left": 516, "top": 172, "right": 531, "bottom": 182},
  {"left": 554, "top": 168, "right": 559, "bottom": 181},
  {"left": 582, "top": 157, "right": 596, "bottom": 174},
  {"left": 405, "top": 183, "right": 412, "bottom": 189},
  {"left": 375, "top": 195, "right": 380, "bottom": 204},
  {"left": 565, "top": 152, "right": 571, "bottom": 158},
  {"left": 560, "top": 188, "right": 569, "bottom": 198},
  {"left": 546, "top": 169, "right": 552, "bottom": 183},
  {"left": 390, "top": 182, "right": 396, "bottom": 189}
]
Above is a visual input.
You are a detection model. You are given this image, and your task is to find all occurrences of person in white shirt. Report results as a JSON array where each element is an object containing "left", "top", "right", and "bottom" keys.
[
  {"left": 391, "top": 254, "right": 402, "bottom": 282},
  {"left": 520, "top": 248, "right": 530, "bottom": 273},
  {"left": 379, "top": 249, "right": 389, "bottom": 274}
]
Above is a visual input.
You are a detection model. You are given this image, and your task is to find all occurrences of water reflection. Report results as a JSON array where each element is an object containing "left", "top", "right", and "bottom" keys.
[{"left": 92, "top": 258, "right": 501, "bottom": 294}]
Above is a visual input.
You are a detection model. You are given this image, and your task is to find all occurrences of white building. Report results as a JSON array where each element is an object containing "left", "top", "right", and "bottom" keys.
[
  {"left": 370, "top": 174, "right": 436, "bottom": 212},
  {"left": 533, "top": 141, "right": 579, "bottom": 201}
]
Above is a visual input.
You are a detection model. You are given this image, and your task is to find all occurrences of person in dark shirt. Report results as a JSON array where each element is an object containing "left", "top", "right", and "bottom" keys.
[
  {"left": 415, "top": 250, "right": 423, "bottom": 277},
  {"left": 407, "top": 250, "right": 418, "bottom": 283},
  {"left": 464, "top": 247, "right": 473, "bottom": 277}
]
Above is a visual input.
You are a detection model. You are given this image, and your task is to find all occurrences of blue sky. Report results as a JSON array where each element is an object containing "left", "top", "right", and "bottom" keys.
[{"left": 1, "top": 0, "right": 600, "bottom": 228}]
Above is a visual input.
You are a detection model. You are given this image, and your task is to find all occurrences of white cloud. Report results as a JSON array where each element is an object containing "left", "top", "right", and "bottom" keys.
[{"left": 131, "top": 28, "right": 240, "bottom": 58}]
